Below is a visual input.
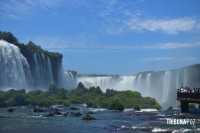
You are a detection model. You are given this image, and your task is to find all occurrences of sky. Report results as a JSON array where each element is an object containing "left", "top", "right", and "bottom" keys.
[{"left": 0, "top": 0, "right": 200, "bottom": 75}]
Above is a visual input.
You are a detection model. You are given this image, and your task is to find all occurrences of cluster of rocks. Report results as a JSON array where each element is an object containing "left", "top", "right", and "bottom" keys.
[
  {"left": 6, "top": 106, "right": 96, "bottom": 120},
  {"left": 31, "top": 106, "right": 95, "bottom": 120},
  {"left": 32, "top": 108, "right": 47, "bottom": 112}
]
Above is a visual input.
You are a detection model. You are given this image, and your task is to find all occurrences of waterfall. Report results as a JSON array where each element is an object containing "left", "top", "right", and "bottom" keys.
[
  {"left": 77, "top": 65, "right": 200, "bottom": 108},
  {"left": 64, "top": 71, "right": 77, "bottom": 89},
  {"left": 162, "top": 71, "right": 171, "bottom": 104},
  {"left": 1, "top": 40, "right": 200, "bottom": 108},
  {"left": 183, "top": 68, "right": 188, "bottom": 87},
  {"left": 0, "top": 40, "right": 30, "bottom": 89},
  {"left": 176, "top": 70, "right": 180, "bottom": 89},
  {"left": 77, "top": 76, "right": 136, "bottom": 92},
  {"left": 77, "top": 76, "right": 112, "bottom": 92},
  {"left": 136, "top": 74, "right": 142, "bottom": 91},
  {"left": 117, "top": 76, "right": 136, "bottom": 91},
  {"left": 145, "top": 73, "right": 151, "bottom": 96},
  {"left": 33, "top": 53, "right": 41, "bottom": 87},
  {"left": 0, "top": 40, "right": 71, "bottom": 90},
  {"left": 47, "top": 56, "right": 53, "bottom": 84},
  {"left": 33, "top": 53, "right": 53, "bottom": 88}
]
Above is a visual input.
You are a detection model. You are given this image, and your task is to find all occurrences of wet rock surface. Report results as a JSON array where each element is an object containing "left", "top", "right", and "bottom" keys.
[{"left": 82, "top": 114, "right": 95, "bottom": 120}]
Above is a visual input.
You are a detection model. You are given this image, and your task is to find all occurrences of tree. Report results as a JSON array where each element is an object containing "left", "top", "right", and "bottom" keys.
[
  {"left": 89, "top": 86, "right": 103, "bottom": 94},
  {"left": 27, "top": 41, "right": 43, "bottom": 52},
  {"left": 0, "top": 96, "right": 5, "bottom": 107},
  {"left": 133, "top": 104, "right": 140, "bottom": 111},
  {"left": 73, "top": 82, "right": 88, "bottom": 96},
  {"left": 78, "top": 82, "right": 84, "bottom": 88},
  {"left": 109, "top": 100, "right": 124, "bottom": 111},
  {"left": 0, "top": 31, "right": 18, "bottom": 44},
  {"left": 13, "top": 93, "right": 27, "bottom": 106},
  {"left": 106, "top": 89, "right": 118, "bottom": 97}
]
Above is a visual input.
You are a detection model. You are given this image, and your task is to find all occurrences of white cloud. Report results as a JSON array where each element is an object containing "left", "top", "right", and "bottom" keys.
[
  {"left": 29, "top": 36, "right": 200, "bottom": 52},
  {"left": 143, "top": 42, "right": 200, "bottom": 49},
  {"left": 97, "top": 0, "right": 200, "bottom": 35},
  {"left": 141, "top": 57, "right": 197, "bottom": 62},
  {"left": 126, "top": 17, "right": 200, "bottom": 34},
  {"left": 0, "top": 0, "right": 63, "bottom": 19}
]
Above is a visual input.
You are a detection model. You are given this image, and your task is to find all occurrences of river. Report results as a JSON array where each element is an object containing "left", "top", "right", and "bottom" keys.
[{"left": 0, "top": 105, "right": 200, "bottom": 133}]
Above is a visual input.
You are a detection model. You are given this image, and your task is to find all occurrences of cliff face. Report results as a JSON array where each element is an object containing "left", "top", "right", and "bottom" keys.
[
  {"left": 0, "top": 31, "right": 67, "bottom": 90},
  {"left": 20, "top": 45, "right": 64, "bottom": 89}
]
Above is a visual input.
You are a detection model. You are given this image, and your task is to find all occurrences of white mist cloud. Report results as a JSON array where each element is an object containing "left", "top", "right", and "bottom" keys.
[
  {"left": 0, "top": 0, "right": 63, "bottom": 19},
  {"left": 126, "top": 17, "right": 200, "bottom": 34},
  {"left": 143, "top": 42, "right": 200, "bottom": 49},
  {"left": 141, "top": 57, "right": 197, "bottom": 61}
]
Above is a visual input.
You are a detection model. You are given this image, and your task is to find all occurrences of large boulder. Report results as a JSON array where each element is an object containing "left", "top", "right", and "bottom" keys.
[
  {"left": 82, "top": 114, "right": 95, "bottom": 120},
  {"left": 7, "top": 108, "right": 14, "bottom": 112}
]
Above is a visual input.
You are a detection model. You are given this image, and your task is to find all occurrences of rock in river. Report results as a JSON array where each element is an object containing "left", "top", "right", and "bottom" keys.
[{"left": 82, "top": 114, "right": 95, "bottom": 120}]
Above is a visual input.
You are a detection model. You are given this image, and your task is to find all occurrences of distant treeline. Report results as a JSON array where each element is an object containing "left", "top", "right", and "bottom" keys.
[{"left": 0, "top": 83, "right": 161, "bottom": 111}]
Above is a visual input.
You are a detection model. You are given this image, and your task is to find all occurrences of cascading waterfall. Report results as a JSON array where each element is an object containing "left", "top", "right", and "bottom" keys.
[
  {"left": 0, "top": 40, "right": 30, "bottom": 89},
  {"left": 77, "top": 65, "right": 200, "bottom": 108},
  {"left": 64, "top": 70, "right": 77, "bottom": 89},
  {"left": 136, "top": 74, "right": 142, "bottom": 91},
  {"left": 33, "top": 52, "right": 41, "bottom": 87},
  {"left": 116, "top": 76, "right": 136, "bottom": 91},
  {"left": 176, "top": 70, "right": 180, "bottom": 89},
  {"left": 183, "top": 69, "right": 188, "bottom": 87},
  {"left": 0, "top": 40, "right": 70, "bottom": 90},
  {"left": 32, "top": 52, "right": 55, "bottom": 88},
  {"left": 162, "top": 71, "right": 171, "bottom": 104},
  {"left": 77, "top": 76, "right": 136, "bottom": 92},
  {"left": 57, "top": 65, "right": 68, "bottom": 88},
  {"left": 47, "top": 57, "right": 53, "bottom": 84},
  {"left": 145, "top": 73, "right": 151, "bottom": 96},
  {"left": 1, "top": 40, "right": 200, "bottom": 108}
]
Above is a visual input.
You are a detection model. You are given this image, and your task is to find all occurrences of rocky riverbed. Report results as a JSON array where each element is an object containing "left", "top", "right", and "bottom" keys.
[{"left": 0, "top": 105, "right": 200, "bottom": 133}]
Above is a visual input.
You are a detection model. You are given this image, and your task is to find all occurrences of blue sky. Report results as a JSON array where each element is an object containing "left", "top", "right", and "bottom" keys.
[{"left": 0, "top": 0, "right": 200, "bottom": 75}]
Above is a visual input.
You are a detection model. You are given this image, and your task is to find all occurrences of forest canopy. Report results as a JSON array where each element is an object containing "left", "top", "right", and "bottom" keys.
[{"left": 0, "top": 83, "right": 161, "bottom": 111}]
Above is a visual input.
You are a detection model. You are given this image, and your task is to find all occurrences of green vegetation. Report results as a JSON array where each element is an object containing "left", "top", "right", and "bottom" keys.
[
  {"left": 189, "top": 103, "right": 196, "bottom": 108},
  {"left": 0, "top": 83, "right": 161, "bottom": 111},
  {"left": 0, "top": 31, "right": 62, "bottom": 58},
  {"left": 168, "top": 106, "right": 173, "bottom": 110},
  {"left": 133, "top": 104, "right": 140, "bottom": 111}
]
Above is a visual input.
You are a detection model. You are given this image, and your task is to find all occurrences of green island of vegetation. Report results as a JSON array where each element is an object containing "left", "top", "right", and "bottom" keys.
[{"left": 0, "top": 82, "right": 161, "bottom": 111}]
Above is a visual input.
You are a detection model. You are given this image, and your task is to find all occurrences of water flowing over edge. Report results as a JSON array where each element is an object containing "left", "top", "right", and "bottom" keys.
[{"left": 0, "top": 40, "right": 200, "bottom": 108}]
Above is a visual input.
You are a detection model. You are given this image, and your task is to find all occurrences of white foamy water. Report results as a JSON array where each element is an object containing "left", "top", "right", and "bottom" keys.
[
  {"left": 0, "top": 40, "right": 30, "bottom": 89},
  {"left": 123, "top": 108, "right": 134, "bottom": 112},
  {"left": 152, "top": 128, "right": 168, "bottom": 132},
  {"left": 88, "top": 108, "right": 107, "bottom": 112},
  {"left": 136, "top": 108, "right": 158, "bottom": 112}
]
